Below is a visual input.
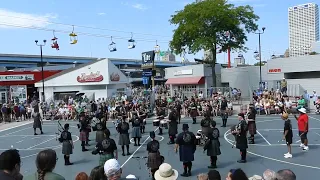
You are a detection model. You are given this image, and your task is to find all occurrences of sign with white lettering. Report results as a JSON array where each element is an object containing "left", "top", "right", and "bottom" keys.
[
  {"left": 77, "top": 72, "right": 104, "bottom": 83},
  {"left": 141, "top": 51, "right": 155, "bottom": 69},
  {"left": 173, "top": 69, "right": 193, "bottom": 76},
  {"left": 0, "top": 75, "right": 34, "bottom": 81}
]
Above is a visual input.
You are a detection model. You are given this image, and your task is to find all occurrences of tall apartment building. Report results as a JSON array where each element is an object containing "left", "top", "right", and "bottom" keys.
[{"left": 288, "top": 3, "right": 319, "bottom": 57}]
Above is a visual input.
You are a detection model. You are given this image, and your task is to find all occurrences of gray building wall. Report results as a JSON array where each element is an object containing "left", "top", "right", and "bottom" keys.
[{"left": 267, "top": 54, "right": 320, "bottom": 73}]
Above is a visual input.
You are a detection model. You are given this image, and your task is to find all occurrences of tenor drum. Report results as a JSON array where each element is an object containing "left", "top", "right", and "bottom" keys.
[
  {"left": 153, "top": 120, "right": 160, "bottom": 126},
  {"left": 160, "top": 120, "right": 168, "bottom": 129}
]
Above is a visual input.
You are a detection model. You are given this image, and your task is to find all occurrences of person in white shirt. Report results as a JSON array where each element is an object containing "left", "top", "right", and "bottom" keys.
[
  {"left": 312, "top": 90, "right": 318, "bottom": 105},
  {"left": 198, "top": 91, "right": 203, "bottom": 99},
  {"left": 284, "top": 97, "right": 292, "bottom": 114}
]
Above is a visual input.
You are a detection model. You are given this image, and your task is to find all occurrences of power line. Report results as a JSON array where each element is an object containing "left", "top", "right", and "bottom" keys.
[
  {"left": 0, "top": 14, "right": 173, "bottom": 38},
  {"left": 0, "top": 22, "right": 170, "bottom": 44}
]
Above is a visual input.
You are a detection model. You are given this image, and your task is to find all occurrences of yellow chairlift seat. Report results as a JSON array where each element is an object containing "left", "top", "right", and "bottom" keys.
[{"left": 69, "top": 32, "right": 78, "bottom": 44}]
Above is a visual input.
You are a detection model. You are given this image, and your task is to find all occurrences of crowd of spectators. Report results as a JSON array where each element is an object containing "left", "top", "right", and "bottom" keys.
[{"left": 0, "top": 148, "right": 297, "bottom": 180}]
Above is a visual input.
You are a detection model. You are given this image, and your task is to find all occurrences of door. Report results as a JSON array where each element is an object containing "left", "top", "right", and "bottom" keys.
[{"left": 0, "top": 92, "right": 7, "bottom": 104}]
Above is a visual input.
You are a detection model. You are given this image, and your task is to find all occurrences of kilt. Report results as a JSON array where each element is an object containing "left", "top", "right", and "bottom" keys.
[
  {"left": 80, "top": 131, "right": 87, "bottom": 141},
  {"left": 96, "top": 131, "right": 105, "bottom": 143},
  {"left": 33, "top": 119, "right": 42, "bottom": 129},
  {"left": 147, "top": 152, "right": 162, "bottom": 169},
  {"left": 99, "top": 153, "right": 114, "bottom": 166},
  {"left": 179, "top": 145, "right": 195, "bottom": 162},
  {"left": 131, "top": 127, "right": 141, "bottom": 138},
  {"left": 206, "top": 139, "right": 221, "bottom": 156},
  {"left": 118, "top": 133, "right": 130, "bottom": 145},
  {"left": 62, "top": 141, "right": 73, "bottom": 155},
  {"left": 190, "top": 110, "right": 198, "bottom": 117},
  {"left": 248, "top": 121, "right": 257, "bottom": 135}
]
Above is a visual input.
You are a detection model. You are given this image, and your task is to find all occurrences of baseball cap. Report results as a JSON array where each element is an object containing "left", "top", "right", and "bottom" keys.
[{"left": 104, "top": 159, "right": 121, "bottom": 176}]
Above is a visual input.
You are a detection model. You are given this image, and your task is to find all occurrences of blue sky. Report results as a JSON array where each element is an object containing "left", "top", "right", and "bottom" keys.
[{"left": 0, "top": 0, "right": 316, "bottom": 65}]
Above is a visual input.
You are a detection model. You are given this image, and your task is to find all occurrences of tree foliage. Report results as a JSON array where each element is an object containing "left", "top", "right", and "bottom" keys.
[{"left": 169, "top": 0, "right": 259, "bottom": 56}]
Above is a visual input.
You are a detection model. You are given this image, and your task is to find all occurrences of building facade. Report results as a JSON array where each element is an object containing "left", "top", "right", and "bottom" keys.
[
  {"left": 288, "top": 3, "right": 319, "bottom": 57},
  {"left": 35, "top": 59, "right": 128, "bottom": 102},
  {"left": 165, "top": 64, "right": 222, "bottom": 98}
]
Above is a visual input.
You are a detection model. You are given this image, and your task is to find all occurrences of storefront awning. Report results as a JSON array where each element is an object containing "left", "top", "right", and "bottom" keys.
[{"left": 165, "top": 76, "right": 205, "bottom": 85}]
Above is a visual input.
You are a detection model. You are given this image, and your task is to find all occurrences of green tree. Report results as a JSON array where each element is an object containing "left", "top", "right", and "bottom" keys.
[{"left": 169, "top": 0, "right": 259, "bottom": 87}]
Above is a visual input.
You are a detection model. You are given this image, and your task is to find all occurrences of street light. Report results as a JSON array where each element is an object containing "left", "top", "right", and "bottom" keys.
[
  {"left": 255, "top": 27, "right": 265, "bottom": 90},
  {"left": 35, "top": 40, "right": 46, "bottom": 102}
]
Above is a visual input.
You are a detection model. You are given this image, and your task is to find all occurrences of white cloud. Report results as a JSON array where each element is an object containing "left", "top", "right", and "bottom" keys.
[
  {"left": 98, "top": 12, "right": 106, "bottom": 15},
  {"left": 121, "top": 2, "right": 148, "bottom": 10},
  {"left": 132, "top": 3, "right": 148, "bottom": 10},
  {"left": 0, "top": 9, "right": 57, "bottom": 28}
]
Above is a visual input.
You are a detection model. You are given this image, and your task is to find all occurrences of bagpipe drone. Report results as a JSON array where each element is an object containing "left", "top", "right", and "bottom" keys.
[{"left": 56, "top": 120, "right": 64, "bottom": 143}]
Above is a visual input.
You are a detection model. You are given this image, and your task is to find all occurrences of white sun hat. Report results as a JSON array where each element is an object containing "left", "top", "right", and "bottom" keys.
[
  {"left": 249, "top": 175, "right": 263, "bottom": 180},
  {"left": 154, "top": 163, "right": 178, "bottom": 180},
  {"left": 298, "top": 108, "right": 307, "bottom": 114}
]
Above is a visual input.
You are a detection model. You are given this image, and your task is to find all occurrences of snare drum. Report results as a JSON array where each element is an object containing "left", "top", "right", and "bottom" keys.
[
  {"left": 160, "top": 120, "right": 168, "bottom": 129},
  {"left": 195, "top": 135, "right": 201, "bottom": 145},
  {"left": 153, "top": 120, "right": 160, "bottom": 126}
]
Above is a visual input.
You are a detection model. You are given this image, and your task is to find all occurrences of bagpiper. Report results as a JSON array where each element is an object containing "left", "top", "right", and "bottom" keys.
[
  {"left": 92, "top": 129, "right": 118, "bottom": 166},
  {"left": 175, "top": 124, "right": 197, "bottom": 177},
  {"left": 92, "top": 118, "right": 107, "bottom": 144},
  {"left": 130, "top": 112, "right": 142, "bottom": 146},
  {"left": 147, "top": 131, "right": 164, "bottom": 180},
  {"left": 117, "top": 116, "right": 131, "bottom": 156},
  {"left": 138, "top": 106, "right": 147, "bottom": 134},
  {"left": 247, "top": 105, "right": 257, "bottom": 144},
  {"left": 33, "top": 109, "right": 43, "bottom": 135},
  {"left": 78, "top": 113, "right": 89, "bottom": 152},
  {"left": 59, "top": 123, "right": 74, "bottom": 165},
  {"left": 231, "top": 113, "right": 248, "bottom": 163},
  {"left": 200, "top": 112, "right": 214, "bottom": 137},
  {"left": 189, "top": 100, "right": 198, "bottom": 124},
  {"left": 203, "top": 121, "right": 221, "bottom": 169},
  {"left": 168, "top": 107, "right": 178, "bottom": 144},
  {"left": 175, "top": 101, "right": 182, "bottom": 124}
]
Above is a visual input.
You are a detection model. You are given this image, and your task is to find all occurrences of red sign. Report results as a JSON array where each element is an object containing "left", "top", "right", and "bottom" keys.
[
  {"left": 77, "top": 72, "right": 103, "bottom": 83},
  {"left": 110, "top": 73, "right": 120, "bottom": 81},
  {"left": 268, "top": 69, "right": 281, "bottom": 73}
]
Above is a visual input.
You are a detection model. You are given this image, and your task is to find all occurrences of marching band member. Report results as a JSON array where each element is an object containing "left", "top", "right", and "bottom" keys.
[
  {"left": 93, "top": 118, "right": 107, "bottom": 144},
  {"left": 138, "top": 107, "right": 147, "bottom": 134},
  {"left": 204, "top": 121, "right": 221, "bottom": 169},
  {"left": 190, "top": 100, "right": 198, "bottom": 124},
  {"left": 200, "top": 112, "right": 214, "bottom": 137},
  {"left": 247, "top": 105, "right": 257, "bottom": 144},
  {"left": 79, "top": 113, "right": 89, "bottom": 152},
  {"left": 175, "top": 101, "right": 182, "bottom": 124},
  {"left": 59, "top": 123, "right": 74, "bottom": 165},
  {"left": 130, "top": 112, "right": 142, "bottom": 146},
  {"left": 221, "top": 110, "right": 228, "bottom": 127},
  {"left": 168, "top": 107, "right": 178, "bottom": 144},
  {"left": 147, "top": 131, "right": 163, "bottom": 180},
  {"left": 33, "top": 110, "right": 43, "bottom": 135},
  {"left": 92, "top": 129, "right": 118, "bottom": 166},
  {"left": 117, "top": 117, "right": 131, "bottom": 156},
  {"left": 175, "top": 124, "right": 197, "bottom": 177},
  {"left": 231, "top": 113, "right": 248, "bottom": 163}
]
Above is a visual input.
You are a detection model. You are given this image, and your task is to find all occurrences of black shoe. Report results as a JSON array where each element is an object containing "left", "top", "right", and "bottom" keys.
[
  {"left": 181, "top": 173, "right": 189, "bottom": 177},
  {"left": 158, "top": 132, "right": 163, "bottom": 135},
  {"left": 122, "top": 153, "right": 125, "bottom": 156},
  {"left": 249, "top": 141, "right": 255, "bottom": 144},
  {"left": 134, "top": 144, "right": 137, "bottom": 146},
  {"left": 237, "top": 160, "right": 247, "bottom": 163},
  {"left": 221, "top": 125, "right": 224, "bottom": 127},
  {"left": 41, "top": 131, "right": 44, "bottom": 134},
  {"left": 34, "top": 133, "right": 38, "bottom": 135},
  {"left": 138, "top": 144, "right": 141, "bottom": 146},
  {"left": 127, "top": 152, "right": 131, "bottom": 156},
  {"left": 82, "top": 148, "right": 88, "bottom": 152},
  {"left": 188, "top": 172, "right": 191, "bottom": 176}
]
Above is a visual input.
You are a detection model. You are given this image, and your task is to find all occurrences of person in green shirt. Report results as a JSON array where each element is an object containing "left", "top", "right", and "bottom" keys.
[
  {"left": 297, "top": 96, "right": 306, "bottom": 110},
  {"left": 24, "top": 149, "right": 65, "bottom": 180}
]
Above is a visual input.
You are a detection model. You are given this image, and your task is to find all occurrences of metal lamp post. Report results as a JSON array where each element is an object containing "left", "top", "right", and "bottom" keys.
[
  {"left": 254, "top": 27, "right": 266, "bottom": 90},
  {"left": 35, "top": 40, "right": 46, "bottom": 102}
]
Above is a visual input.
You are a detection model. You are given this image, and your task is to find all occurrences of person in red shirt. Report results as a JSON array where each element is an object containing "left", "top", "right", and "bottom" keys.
[{"left": 294, "top": 108, "right": 309, "bottom": 151}]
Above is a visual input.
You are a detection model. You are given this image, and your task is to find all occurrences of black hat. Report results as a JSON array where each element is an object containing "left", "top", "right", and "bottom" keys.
[
  {"left": 64, "top": 123, "right": 69, "bottom": 129},
  {"left": 208, "top": 170, "right": 221, "bottom": 180},
  {"left": 150, "top": 131, "right": 155, "bottom": 138},
  {"left": 182, "top": 124, "right": 189, "bottom": 130}
]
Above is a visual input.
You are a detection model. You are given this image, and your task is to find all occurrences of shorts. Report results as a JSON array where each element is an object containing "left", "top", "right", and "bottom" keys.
[
  {"left": 285, "top": 136, "right": 292, "bottom": 145},
  {"left": 299, "top": 131, "right": 308, "bottom": 141}
]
